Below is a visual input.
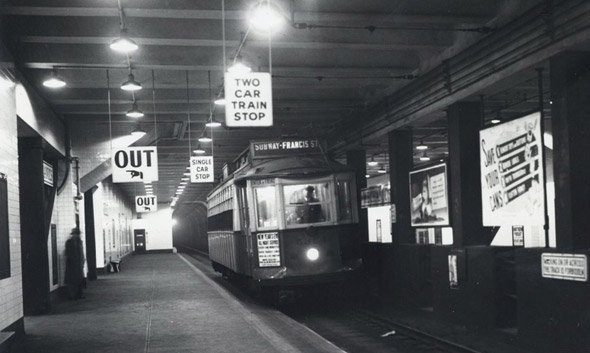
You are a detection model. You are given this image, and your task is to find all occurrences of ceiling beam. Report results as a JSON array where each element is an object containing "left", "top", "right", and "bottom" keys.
[
  {"left": 2, "top": 7, "right": 487, "bottom": 25},
  {"left": 18, "top": 35, "right": 444, "bottom": 51},
  {"left": 23, "top": 62, "right": 414, "bottom": 75},
  {"left": 329, "top": 1, "right": 590, "bottom": 153}
]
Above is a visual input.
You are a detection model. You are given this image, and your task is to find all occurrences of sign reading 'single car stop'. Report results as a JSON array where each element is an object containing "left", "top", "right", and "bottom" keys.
[{"left": 225, "top": 72, "right": 273, "bottom": 127}]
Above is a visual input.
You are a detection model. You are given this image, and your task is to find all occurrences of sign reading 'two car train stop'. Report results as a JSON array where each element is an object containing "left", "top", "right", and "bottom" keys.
[{"left": 224, "top": 72, "right": 273, "bottom": 127}]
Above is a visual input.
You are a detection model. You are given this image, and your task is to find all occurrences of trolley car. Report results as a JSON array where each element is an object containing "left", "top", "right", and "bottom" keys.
[{"left": 206, "top": 139, "right": 362, "bottom": 286}]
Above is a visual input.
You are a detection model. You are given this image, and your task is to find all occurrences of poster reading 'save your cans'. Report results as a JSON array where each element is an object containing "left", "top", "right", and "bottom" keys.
[{"left": 479, "top": 112, "right": 544, "bottom": 226}]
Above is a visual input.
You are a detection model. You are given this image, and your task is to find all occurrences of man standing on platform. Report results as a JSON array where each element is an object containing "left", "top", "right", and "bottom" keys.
[{"left": 65, "top": 227, "right": 85, "bottom": 299}]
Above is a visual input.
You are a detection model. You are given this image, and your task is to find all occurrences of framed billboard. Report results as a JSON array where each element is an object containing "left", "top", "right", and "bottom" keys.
[
  {"left": 479, "top": 112, "right": 544, "bottom": 226},
  {"left": 409, "top": 163, "right": 450, "bottom": 227}
]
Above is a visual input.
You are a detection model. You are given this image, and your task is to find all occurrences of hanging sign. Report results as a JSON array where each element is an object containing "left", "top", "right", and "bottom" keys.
[
  {"left": 43, "top": 161, "right": 54, "bottom": 187},
  {"left": 541, "top": 253, "right": 587, "bottom": 282},
  {"left": 224, "top": 72, "right": 273, "bottom": 127},
  {"left": 409, "top": 163, "right": 449, "bottom": 227},
  {"left": 135, "top": 195, "right": 157, "bottom": 213},
  {"left": 190, "top": 156, "right": 214, "bottom": 183},
  {"left": 480, "top": 112, "right": 544, "bottom": 226},
  {"left": 112, "top": 147, "right": 158, "bottom": 183},
  {"left": 257, "top": 232, "right": 280, "bottom": 267}
]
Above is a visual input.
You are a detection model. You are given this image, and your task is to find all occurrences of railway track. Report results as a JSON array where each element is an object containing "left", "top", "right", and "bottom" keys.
[
  {"left": 185, "top": 251, "right": 482, "bottom": 353},
  {"left": 292, "top": 307, "right": 482, "bottom": 353}
]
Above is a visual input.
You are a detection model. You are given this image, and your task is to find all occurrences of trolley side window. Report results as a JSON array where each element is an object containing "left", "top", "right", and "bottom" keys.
[
  {"left": 336, "top": 180, "right": 353, "bottom": 222},
  {"left": 254, "top": 186, "right": 278, "bottom": 229},
  {"left": 283, "top": 183, "right": 332, "bottom": 226}
]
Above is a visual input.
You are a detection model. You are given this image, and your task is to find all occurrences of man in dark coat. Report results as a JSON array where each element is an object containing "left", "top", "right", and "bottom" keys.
[{"left": 65, "top": 227, "right": 85, "bottom": 299}]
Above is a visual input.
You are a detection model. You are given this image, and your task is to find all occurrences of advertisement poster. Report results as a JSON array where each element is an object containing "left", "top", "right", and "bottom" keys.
[
  {"left": 409, "top": 163, "right": 449, "bottom": 227},
  {"left": 480, "top": 112, "right": 544, "bottom": 226},
  {"left": 257, "top": 232, "right": 280, "bottom": 267}
]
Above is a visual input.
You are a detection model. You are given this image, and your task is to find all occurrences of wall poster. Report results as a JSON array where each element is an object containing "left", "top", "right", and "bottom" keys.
[
  {"left": 409, "top": 163, "right": 449, "bottom": 227},
  {"left": 480, "top": 112, "right": 544, "bottom": 226}
]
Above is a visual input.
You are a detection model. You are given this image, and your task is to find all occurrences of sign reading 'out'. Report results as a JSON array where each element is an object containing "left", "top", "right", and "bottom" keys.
[
  {"left": 224, "top": 72, "right": 273, "bottom": 127},
  {"left": 190, "top": 156, "right": 214, "bottom": 183},
  {"left": 112, "top": 147, "right": 159, "bottom": 183},
  {"left": 135, "top": 195, "right": 157, "bottom": 213}
]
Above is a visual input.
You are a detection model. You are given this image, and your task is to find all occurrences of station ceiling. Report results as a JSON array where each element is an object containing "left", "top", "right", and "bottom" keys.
[{"left": 1, "top": 0, "right": 546, "bottom": 211}]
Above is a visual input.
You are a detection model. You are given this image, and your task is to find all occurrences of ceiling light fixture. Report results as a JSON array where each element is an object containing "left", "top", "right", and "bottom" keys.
[
  {"left": 110, "top": 28, "right": 138, "bottom": 54},
  {"left": 491, "top": 118, "right": 501, "bottom": 124},
  {"left": 121, "top": 72, "right": 142, "bottom": 91},
  {"left": 419, "top": 152, "right": 431, "bottom": 162},
  {"left": 130, "top": 124, "right": 146, "bottom": 137},
  {"left": 214, "top": 97, "right": 226, "bottom": 106},
  {"left": 227, "top": 57, "right": 252, "bottom": 74},
  {"left": 126, "top": 101, "right": 144, "bottom": 118},
  {"left": 249, "top": 2, "right": 285, "bottom": 33},
  {"left": 193, "top": 144, "right": 206, "bottom": 154},
  {"left": 367, "top": 156, "right": 379, "bottom": 167},
  {"left": 416, "top": 140, "right": 428, "bottom": 150},
  {"left": 43, "top": 68, "right": 66, "bottom": 89},
  {"left": 377, "top": 168, "right": 387, "bottom": 174},
  {"left": 198, "top": 131, "right": 212, "bottom": 143},
  {"left": 205, "top": 119, "right": 222, "bottom": 128}
]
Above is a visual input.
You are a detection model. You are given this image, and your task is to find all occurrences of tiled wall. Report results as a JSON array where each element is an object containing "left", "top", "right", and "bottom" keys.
[
  {"left": 0, "top": 82, "right": 23, "bottom": 331},
  {"left": 93, "top": 178, "right": 134, "bottom": 269},
  {"left": 47, "top": 171, "right": 81, "bottom": 291}
]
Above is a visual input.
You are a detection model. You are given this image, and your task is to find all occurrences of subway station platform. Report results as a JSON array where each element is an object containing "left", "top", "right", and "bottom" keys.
[{"left": 12, "top": 254, "right": 343, "bottom": 353}]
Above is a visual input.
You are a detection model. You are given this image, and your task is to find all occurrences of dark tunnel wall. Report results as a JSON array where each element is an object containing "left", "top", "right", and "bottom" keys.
[{"left": 172, "top": 205, "right": 209, "bottom": 254}]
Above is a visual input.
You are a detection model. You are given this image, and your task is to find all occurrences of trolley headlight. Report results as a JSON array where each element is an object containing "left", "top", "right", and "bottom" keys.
[{"left": 306, "top": 248, "right": 320, "bottom": 261}]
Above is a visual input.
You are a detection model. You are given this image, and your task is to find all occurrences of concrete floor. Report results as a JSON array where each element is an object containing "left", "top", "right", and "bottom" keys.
[{"left": 13, "top": 253, "right": 343, "bottom": 353}]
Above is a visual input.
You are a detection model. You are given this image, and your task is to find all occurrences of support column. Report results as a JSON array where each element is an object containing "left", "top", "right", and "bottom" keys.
[
  {"left": 550, "top": 52, "right": 590, "bottom": 250},
  {"left": 18, "top": 137, "right": 51, "bottom": 314},
  {"left": 346, "top": 150, "right": 368, "bottom": 242},
  {"left": 447, "top": 101, "right": 488, "bottom": 246},
  {"left": 388, "top": 130, "right": 413, "bottom": 244}
]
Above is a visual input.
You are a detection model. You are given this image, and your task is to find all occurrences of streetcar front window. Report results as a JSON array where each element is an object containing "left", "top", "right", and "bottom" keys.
[
  {"left": 336, "top": 180, "right": 353, "bottom": 222},
  {"left": 283, "top": 183, "right": 332, "bottom": 225},
  {"left": 254, "top": 186, "right": 278, "bottom": 228}
]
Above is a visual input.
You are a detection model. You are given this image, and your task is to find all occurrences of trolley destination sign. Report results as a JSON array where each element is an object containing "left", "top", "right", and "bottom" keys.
[
  {"left": 250, "top": 138, "right": 323, "bottom": 159},
  {"left": 225, "top": 72, "right": 273, "bottom": 127}
]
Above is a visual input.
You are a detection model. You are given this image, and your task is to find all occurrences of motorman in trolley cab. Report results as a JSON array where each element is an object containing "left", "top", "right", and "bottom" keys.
[{"left": 206, "top": 138, "right": 363, "bottom": 287}]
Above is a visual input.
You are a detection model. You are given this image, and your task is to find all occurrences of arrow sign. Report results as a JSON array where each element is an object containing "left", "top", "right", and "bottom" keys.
[{"left": 135, "top": 195, "right": 157, "bottom": 213}]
